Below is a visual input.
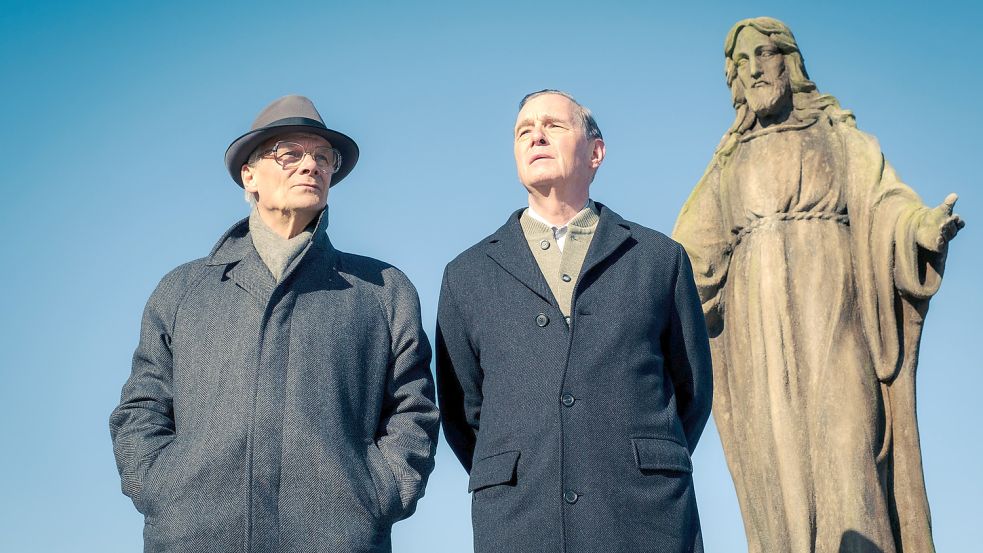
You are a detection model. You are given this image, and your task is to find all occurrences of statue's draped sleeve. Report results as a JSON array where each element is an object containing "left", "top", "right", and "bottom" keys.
[
  {"left": 842, "top": 125, "right": 943, "bottom": 552},
  {"left": 672, "top": 160, "right": 731, "bottom": 338},
  {"left": 841, "top": 126, "right": 945, "bottom": 384}
]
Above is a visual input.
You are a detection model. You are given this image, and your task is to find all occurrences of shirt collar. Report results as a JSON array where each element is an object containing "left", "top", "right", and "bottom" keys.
[{"left": 526, "top": 199, "right": 595, "bottom": 231}]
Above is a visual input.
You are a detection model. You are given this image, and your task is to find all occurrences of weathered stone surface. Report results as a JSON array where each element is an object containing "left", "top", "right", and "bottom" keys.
[{"left": 673, "top": 17, "right": 964, "bottom": 553}]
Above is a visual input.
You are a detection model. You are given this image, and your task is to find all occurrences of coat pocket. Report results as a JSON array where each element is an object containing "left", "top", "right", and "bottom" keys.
[
  {"left": 631, "top": 437, "right": 692, "bottom": 473},
  {"left": 468, "top": 450, "right": 520, "bottom": 492},
  {"left": 366, "top": 443, "right": 403, "bottom": 523},
  {"left": 137, "top": 439, "right": 179, "bottom": 517}
]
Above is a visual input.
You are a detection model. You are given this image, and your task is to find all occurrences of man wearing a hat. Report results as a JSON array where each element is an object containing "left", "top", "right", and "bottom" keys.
[{"left": 110, "top": 95, "right": 438, "bottom": 552}]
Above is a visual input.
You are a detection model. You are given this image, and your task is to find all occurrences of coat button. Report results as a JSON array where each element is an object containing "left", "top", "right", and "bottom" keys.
[
  {"left": 561, "top": 394, "right": 575, "bottom": 407},
  {"left": 536, "top": 313, "right": 549, "bottom": 327},
  {"left": 540, "top": 239, "right": 550, "bottom": 250},
  {"left": 561, "top": 274, "right": 571, "bottom": 282},
  {"left": 563, "top": 490, "right": 579, "bottom": 504}
]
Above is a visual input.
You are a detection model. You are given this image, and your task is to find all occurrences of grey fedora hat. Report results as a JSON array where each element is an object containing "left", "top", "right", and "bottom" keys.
[{"left": 225, "top": 95, "right": 359, "bottom": 188}]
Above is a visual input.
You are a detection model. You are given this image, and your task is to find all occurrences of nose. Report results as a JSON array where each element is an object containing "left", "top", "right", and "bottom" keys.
[
  {"left": 749, "top": 56, "right": 762, "bottom": 78},
  {"left": 530, "top": 126, "right": 548, "bottom": 145},
  {"left": 297, "top": 152, "right": 320, "bottom": 174}
]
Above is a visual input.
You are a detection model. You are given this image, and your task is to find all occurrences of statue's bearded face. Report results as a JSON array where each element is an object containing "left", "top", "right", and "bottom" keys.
[{"left": 733, "top": 27, "right": 791, "bottom": 117}]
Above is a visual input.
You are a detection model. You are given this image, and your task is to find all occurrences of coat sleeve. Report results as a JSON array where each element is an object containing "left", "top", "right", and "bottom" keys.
[
  {"left": 375, "top": 269, "right": 440, "bottom": 521},
  {"left": 108, "top": 269, "right": 183, "bottom": 515},
  {"left": 435, "top": 267, "right": 482, "bottom": 472},
  {"left": 663, "top": 244, "right": 714, "bottom": 453}
]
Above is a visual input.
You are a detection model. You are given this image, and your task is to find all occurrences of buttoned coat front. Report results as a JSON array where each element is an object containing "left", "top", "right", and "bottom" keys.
[
  {"left": 110, "top": 213, "right": 438, "bottom": 553},
  {"left": 437, "top": 204, "right": 713, "bottom": 553}
]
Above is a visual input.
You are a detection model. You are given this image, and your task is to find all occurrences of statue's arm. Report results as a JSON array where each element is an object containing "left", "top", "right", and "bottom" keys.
[
  {"left": 875, "top": 159, "right": 957, "bottom": 299},
  {"left": 914, "top": 192, "right": 964, "bottom": 253},
  {"left": 672, "top": 162, "right": 730, "bottom": 336}
]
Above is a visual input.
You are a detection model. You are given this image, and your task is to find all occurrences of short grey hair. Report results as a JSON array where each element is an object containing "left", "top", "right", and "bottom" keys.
[
  {"left": 241, "top": 136, "right": 283, "bottom": 206},
  {"left": 519, "top": 89, "right": 603, "bottom": 140}
]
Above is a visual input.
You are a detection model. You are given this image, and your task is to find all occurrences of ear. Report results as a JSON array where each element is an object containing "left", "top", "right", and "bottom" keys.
[
  {"left": 590, "top": 138, "right": 606, "bottom": 169},
  {"left": 241, "top": 164, "right": 258, "bottom": 192}
]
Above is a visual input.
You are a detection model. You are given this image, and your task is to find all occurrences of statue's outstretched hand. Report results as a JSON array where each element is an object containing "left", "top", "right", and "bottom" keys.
[{"left": 916, "top": 193, "right": 965, "bottom": 252}]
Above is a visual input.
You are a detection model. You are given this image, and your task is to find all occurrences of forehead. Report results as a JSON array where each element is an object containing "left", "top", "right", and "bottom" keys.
[
  {"left": 733, "top": 27, "right": 774, "bottom": 55},
  {"left": 515, "top": 94, "right": 579, "bottom": 127}
]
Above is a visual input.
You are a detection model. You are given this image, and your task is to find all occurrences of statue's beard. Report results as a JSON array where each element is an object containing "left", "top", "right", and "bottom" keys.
[{"left": 745, "top": 76, "right": 791, "bottom": 118}]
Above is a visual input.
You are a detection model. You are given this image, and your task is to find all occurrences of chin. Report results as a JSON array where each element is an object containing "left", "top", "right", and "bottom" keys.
[
  {"left": 289, "top": 196, "right": 327, "bottom": 211},
  {"left": 747, "top": 82, "right": 790, "bottom": 117},
  {"left": 521, "top": 171, "right": 560, "bottom": 188}
]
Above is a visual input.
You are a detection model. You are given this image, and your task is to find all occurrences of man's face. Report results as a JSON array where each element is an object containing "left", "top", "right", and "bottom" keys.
[
  {"left": 513, "top": 94, "right": 602, "bottom": 192},
  {"left": 241, "top": 132, "right": 332, "bottom": 216},
  {"left": 733, "top": 27, "right": 791, "bottom": 117}
]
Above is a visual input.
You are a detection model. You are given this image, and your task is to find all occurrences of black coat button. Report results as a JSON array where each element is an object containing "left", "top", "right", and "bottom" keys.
[
  {"left": 561, "top": 394, "right": 575, "bottom": 407},
  {"left": 540, "top": 240, "right": 550, "bottom": 250},
  {"left": 561, "top": 274, "right": 571, "bottom": 282},
  {"left": 536, "top": 313, "right": 549, "bottom": 327},
  {"left": 563, "top": 490, "right": 579, "bottom": 504}
]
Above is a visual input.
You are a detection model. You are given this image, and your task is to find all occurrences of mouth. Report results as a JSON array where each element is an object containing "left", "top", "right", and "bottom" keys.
[
  {"left": 292, "top": 183, "right": 322, "bottom": 192},
  {"left": 529, "top": 154, "right": 553, "bottom": 164},
  {"left": 751, "top": 80, "right": 770, "bottom": 88}
]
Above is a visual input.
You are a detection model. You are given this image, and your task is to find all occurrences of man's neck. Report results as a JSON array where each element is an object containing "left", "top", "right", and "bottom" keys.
[
  {"left": 255, "top": 207, "right": 319, "bottom": 239},
  {"left": 526, "top": 187, "right": 590, "bottom": 227}
]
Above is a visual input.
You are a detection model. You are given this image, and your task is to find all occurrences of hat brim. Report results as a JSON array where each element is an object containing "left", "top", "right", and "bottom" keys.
[{"left": 224, "top": 120, "right": 359, "bottom": 188}]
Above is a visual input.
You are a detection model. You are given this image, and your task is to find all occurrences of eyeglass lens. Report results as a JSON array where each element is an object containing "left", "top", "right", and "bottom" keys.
[{"left": 274, "top": 142, "right": 341, "bottom": 173}]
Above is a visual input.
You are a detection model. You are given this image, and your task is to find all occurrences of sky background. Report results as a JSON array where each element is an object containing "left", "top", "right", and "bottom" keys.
[{"left": 1, "top": 0, "right": 980, "bottom": 551}]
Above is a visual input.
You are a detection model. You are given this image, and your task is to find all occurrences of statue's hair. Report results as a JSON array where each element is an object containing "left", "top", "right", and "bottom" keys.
[
  {"left": 716, "top": 17, "right": 855, "bottom": 159},
  {"left": 519, "top": 89, "right": 603, "bottom": 140}
]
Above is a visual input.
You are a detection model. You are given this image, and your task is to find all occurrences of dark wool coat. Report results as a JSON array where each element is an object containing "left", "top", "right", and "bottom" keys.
[
  {"left": 437, "top": 204, "right": 713, "bottom": 553},
  {"left": 110, "top": 212, "right": 438, "bottom": 553}
]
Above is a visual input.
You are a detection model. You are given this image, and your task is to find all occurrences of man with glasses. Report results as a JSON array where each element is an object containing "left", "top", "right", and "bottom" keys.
[{"left": 110, "top": 95, "right": 438, "bottom": 553}]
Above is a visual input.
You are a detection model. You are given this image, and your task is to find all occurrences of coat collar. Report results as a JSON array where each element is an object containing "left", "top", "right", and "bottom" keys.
[
  {"left": 484, "top": 202, "right": 632, "bottom": 305},
  {"left": 578, "top": 202, "right": 633, "bottom": 280},
  {"left": 204, "top": 208, "right": 335, "bottom": 301}
]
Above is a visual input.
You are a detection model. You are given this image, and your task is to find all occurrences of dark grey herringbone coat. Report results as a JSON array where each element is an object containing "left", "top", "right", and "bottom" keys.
[
  {"left": 110, "top": 213, "right": 438, "bottom": 553},
  {"left": 437, "top": 204, "right": 712, "bottom": 553}
]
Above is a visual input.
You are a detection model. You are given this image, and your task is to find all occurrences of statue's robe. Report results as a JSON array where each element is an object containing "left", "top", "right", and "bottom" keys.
[{"left": 673, "top": 114, "right": 945, "bottom": 553}]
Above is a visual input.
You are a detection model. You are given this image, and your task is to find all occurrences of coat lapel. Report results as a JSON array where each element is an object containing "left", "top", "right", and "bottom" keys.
[
  {"left": 577, "top": 203, "right": 633, "bottom": 288},
  {"left": 227, "top": 249, "right": 276, "bottom": 302},
  {"left": 485, "top": 209, "right": 557, "bottom": 307},
  {"left": 205, "top": 216, "right": 276, "bottom": 303},
  {"left": 204, "top": 209, "right": 335, "bottom": 304}
]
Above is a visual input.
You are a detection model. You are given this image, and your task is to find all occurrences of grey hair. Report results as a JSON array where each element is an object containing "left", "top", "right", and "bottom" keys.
[
  {"left": 242, "top": 143, "right": 272, "bottom": 206},
  {"left": 519, "top": 89, "right": 603, "bottom": 140}
]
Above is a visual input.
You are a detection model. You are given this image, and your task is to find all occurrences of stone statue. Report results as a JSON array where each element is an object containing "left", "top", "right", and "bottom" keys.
[{"left": 672, "top": 17, "right": 964, "bottom": 553}]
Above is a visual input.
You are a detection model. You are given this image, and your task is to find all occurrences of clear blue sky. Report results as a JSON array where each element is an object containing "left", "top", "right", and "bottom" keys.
[{"left": 1, "top": 1, "right": 979, "bottom": 551}]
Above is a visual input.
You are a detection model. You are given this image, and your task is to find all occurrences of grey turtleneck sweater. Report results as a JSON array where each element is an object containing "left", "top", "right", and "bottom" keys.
[{"left": 248, "top": 209, "right": 317, "bottom": 282}]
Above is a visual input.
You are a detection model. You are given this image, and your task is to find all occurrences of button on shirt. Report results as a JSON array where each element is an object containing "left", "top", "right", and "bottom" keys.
[{"left": 525, "top": 203, "right": 587, "bottom": 253}]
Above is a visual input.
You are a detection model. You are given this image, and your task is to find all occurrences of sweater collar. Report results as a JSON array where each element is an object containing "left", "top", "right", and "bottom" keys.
[
  {"left": 485, "top": 201, "right": 632, "bottom": 305},
  {"left": 525, "top": 199, "right": 599, "bottom": 232},
  {"left": 206, "top": 206, "right": 332, "bottom": 266}
]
